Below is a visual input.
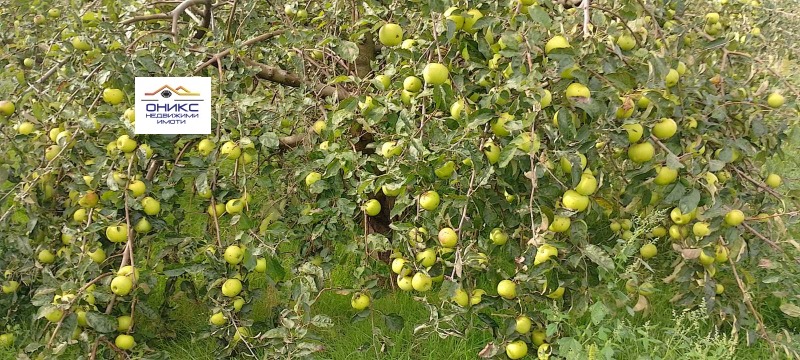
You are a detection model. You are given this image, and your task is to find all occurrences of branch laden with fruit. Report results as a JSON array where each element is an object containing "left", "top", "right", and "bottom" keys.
[{"left": 1, "top": 0, "right": 799, "bottom": 358}]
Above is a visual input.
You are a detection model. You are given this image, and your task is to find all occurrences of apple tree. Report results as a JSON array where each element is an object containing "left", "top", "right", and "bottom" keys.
[{"left": 0, "top": 0, "right": 799, "bottom": 358}]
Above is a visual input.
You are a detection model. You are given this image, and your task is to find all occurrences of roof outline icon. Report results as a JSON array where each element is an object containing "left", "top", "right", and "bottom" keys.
[{"left": 144, "top": 85, "right": 200, "bottom": 96}]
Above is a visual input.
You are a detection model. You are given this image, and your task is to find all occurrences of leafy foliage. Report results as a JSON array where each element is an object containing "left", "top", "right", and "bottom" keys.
[{"left": 0, "top": 0, "right": 799, "bottom": 358}]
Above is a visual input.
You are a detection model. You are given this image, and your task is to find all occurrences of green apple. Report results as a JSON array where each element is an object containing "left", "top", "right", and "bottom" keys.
[
  {"left": 767, "top": 92, "right": 785, "bottom": 108},
  {"left": 490, "top": 228, "right": 508, "bottom": 245},
  {"left": 562, "top": 190, "right": 589, "bottom": 212},
  {"left": 532, "top": 328, "right": 546, "bottom": 346},
  {"left": 549, "top": 215, "right": 571, "bottom": 233},
  {"left": 724, "top": 209, "right": 745, "bottom": 226},
  {"left": 462, "top": 9, "right": 483, "bottom": 34},
  {"left": 765, "top": 173, "right": 781, "bottom": 188},
  {"left": 533, "top": 244, "right": 557, "bottom": 265},
  {"left": 45, "top": 145, "right": 61, "bottom": 161},
  {"left": 545, "top": 35, "right": 570, "bottom": 53},
  {"left": 127, "top": 180, "right": 146, "bottom": 197},
  {"left": 71, "top": 36, "right": 92, "bottom": 51},
  {"left": 208, "top": 203, "right": 226, "bottom": 217},
  {"left": 391, "top": 258, "right": 409, "bottom": 275},
  {"left": 444, "top": 7, "right": 464, "bottom": 30},
  {"left": 350, "top": 293, "right": 370, "bottom": 310},
  {"left": 422, "top": 63, "right": 449, "bottom": 85},
  {"left": 419, "top": 191, "right": 440, "bottom": 211},
  {"left": 363, "top": 199, "right": 381, "bottom": 216},
  {"left": 124, "top": 108, "right": 135, "bottom": 123},
  {"left": 378, "top": 23, "right": 403, "bottom": 47},
  {"left": 670, "top": 207, "right": 694, "bottom": 225},
  {"left": 226, "top": 199, "right": 244, "bottom": 214},
  {"left": 374, "top": 74, "right": 391, "bottom": 90},
  {"left": 693, "top": 222, "right": 710, "bottom": 237},
  {"left": 575, "top": 174, "right": 598, "bottom": 195},
  {"left": 141, "top": 197, "right": 161, "bottom": 215},
  {"left": 438, "top": 227, "right": 458, "bottom": 248},
  {"left": 210, "top": 312, "right": 226, "bottom": 326},
  {"left": 87, "top": 247, "right": 106, "bottom": 263},
  {"left": 403, "top": 76, "right": 422, "bottom": 92},
  {"left": 305, "top": 171, "right": 322, "bottom": 187},
  {"left": 312, "top": 120, "right": 327, "bottom": 135},
  {"left": 640, "top": 244, "right": 657, "bottom": 259},
  {"left": 351, "top": 292, "right": 370, "bottom": 309},
  {"left": 622, "top": 123, "right": 644, "bottom": 143},
  {"left": 411, "top": 272, "right": 432, "bottom": 292},
  {"left": 220, "top": 141, "right": 241, "bottom": 159},
  {"left": 0, "top": 101, "right": 15, "bottom": 117},
  {"left": 560, "top": 153, "right": 587, "bottom": 173},
  {"left": 665, "top": 69, "right": 680, "bottom": 87},
  {"left": 115, "top": 334, "right": 135, "bottom": 350},
  {"left": 491, "top": 115, "right": 511, "bottom": 137},
  {"left": 44, "top": 308, "right": 63, "bottom": 322},
  {"left": 450, "top": 99, "right": 466, "bottom": 120},
  {"left": 654, "top": 166, "right": 678, "bottom": 185},
  {"left": 221, "top": 278, "right": 242, "bottom": 297},
  {"left": 416, "top": 248, "right": 436, "bottom": 267},
  {"left": 483, "top": 141, "right": 500, "bottom": 164},
  {"left": 17, "top": 122, "right": 34, "bottom": 134},
  {"left": 380, "top": 141, "right": 403, "bottom": 158},
  {"left": 110, "top": 275, "right": 133, "bottom": 296},
  {"left": 106, "top": 224, "right": 128, "bottom": 242},
  {"left": 628, "top": 142, "right": 655, "bottom": 163},
  {"left": 676, "top": 61, "right": 687, "bottom": 75},
  {"left": 381, "top": 183, "right": 403, "bottom": 197},
  {"left": 699, "top": 250, "right": 715, "bottom": 266},
  {"left": 197, "top": 139, "right": 215, "bottom": 155},
  {"left": 705, "top": 12, "right": 720, "bottom": 24},
  {"left": 617, "top": 34, "right": 636, "bottom": 51},
  {"left": 434, "top": 161, "right": 455, "bottom": 179},
  {"left": 224, "top": 245, "right": 244, "bottom": 265},
  {"left": 133, "top": 217, "right": 151, "bottom": 233},
  {"left": 116, "top": 135, "right": 137, "bottom": 153},
  {"left": 2, "top": 280, "right": 20, "bottom": 293},
  {"left": 79, "top": 191, "right": 99, "bottom": 208},
  {"left": 38, "top": 249, "right": 56, "bottom": 264},
  {"left": 515, "top": 316, "right": 532, "bottom": 334},
  {"left": 233, "top": 297, "right": 245, "bottom": 312},
  {"left": 565, "top": 83, "right": 590, "bottom": 99},
  {"left": 652, "top": 118, "right": 677, "bottom": 139},
  {"left": 232, "top": 326, "right": 250, "bottom": 342},
  {"left": 452, "top": 287, "right": 469, "bottom": 306},
  {"left": 397, "top": 275, "right": 413, "bottom": 291},
  {"left": 103, "top": 89, "right": 125, "bottom": 105},
  {"left": 497, "top": 279, "right": 516, "bottom": 299},
  {"left": 255, "top": 257, "right": 267, "bottom": 272}
]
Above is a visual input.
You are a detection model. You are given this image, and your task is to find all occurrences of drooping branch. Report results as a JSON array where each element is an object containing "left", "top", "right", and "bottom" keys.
[{"left": 241, "top": 57, "right": 350, "bottom": 100}]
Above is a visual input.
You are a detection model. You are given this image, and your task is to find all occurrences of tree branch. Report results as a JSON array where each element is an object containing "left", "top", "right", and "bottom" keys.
[
  {"left": 241, "top": 57, "right": 350, "bottom": 100},
  {"left": 193, "top": 30, "right": 286, "bottom": 74}
]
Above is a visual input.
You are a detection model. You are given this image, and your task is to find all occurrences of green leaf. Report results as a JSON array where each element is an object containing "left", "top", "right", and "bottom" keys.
[
  {"left": 590, "top": 302, "right": 608, "bottom": 325},
  {"left": 780, "top": 303, "right": 800, "bottom": 318},
  {"left": 85, "top": 312, "right": 117, "bottom": 333},
  {"left": 527, "top": 6, "right": 552, "bottom": 27},
  {"left": 332, "top": 40, "right": 359, "bottom": 62},
  {"left": 265, "top": 255, "right": 286, "bottom": 282},
  {"left": 310, "top": 315, "right": 334, "bottom": 328},
  {"left": 259, "top": 132, "right": 280, "bottom": 149},
  {"left": 679, "top": 188, "right": 700, "bottom": 214},
  {"left": 583, "top": 244, "right": 614, "bottom": 271},
  {"left": 384, "top": 313, "right": 405, "bottom": 332},
  {"left": 497, "top": 145, "right": 517, "bottom": 168}
]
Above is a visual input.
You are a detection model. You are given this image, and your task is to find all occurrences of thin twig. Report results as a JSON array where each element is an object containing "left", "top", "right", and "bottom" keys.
[
  {"left": 193, "top": 30, "right": 286, "bottom": 74},
  {"left": 727, "top": 251, "right": 775, "bottom": 352}
]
